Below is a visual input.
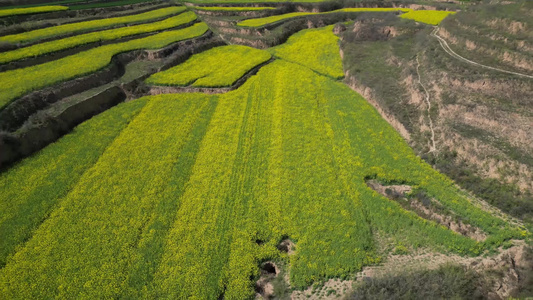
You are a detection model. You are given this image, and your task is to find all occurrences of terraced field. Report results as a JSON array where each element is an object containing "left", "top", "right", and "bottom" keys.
[
  {"left": 147, "top": 44, "right": 271, "bottom": 87},
  {"left": 0, "top": 6, "right": 186, "bottom": 44},
  {"left": 237, "top": 8, "right": 411, "bottom": 27},
  {"left": 0, "top": 22, "right": 209, "bottom": 108},
  {"left": 0, "top": 1, "right": 531, "bottom": 299},
  {"left": 0, "top": 5, "right": 67, "bottom": 16},
  {"left": 400, "top": 10, "right": 456, "bottom": 25},
  {"left": 0, "top": 11, "right": 197, "bottom": 63}
]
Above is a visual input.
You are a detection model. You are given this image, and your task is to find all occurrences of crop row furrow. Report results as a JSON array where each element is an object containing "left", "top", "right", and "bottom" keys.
[
  {"left": 0, "top": 94, "right": 215, "bottom": 298},
  {"left": 0, "top": 98, "right": 148, "bottom": 268}
]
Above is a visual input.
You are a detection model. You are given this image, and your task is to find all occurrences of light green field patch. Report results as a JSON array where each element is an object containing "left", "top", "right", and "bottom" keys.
[
  {"left": 237, "top": 7, "right": 411, "bottom": 27},
  {"left": 0, "top": 6, "right": 186, "bottom": 44},
  {"left": 147, "top": 45, "right": 272, "bottom": 87},
  {"left": 0, "top": 23, "right": 209, "bottom": 109},
  {"left": 0, "top": 12, "right": 197, "bottom": 64},
  {"left": 0, "top": 5, "right": 68, "bottom": 17},
  {"left": 400, "top": 10, "right": 456, "bottom": 25},
  {"left": 269, "top": 25, "right": 344, "bottom": 79}
]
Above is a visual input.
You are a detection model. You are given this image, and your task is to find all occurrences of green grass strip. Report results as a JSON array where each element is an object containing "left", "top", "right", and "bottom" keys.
[
  {"left": 237, "top": 7, "right": 411, "bottom": 27},
  {"left": 0, "top": 98, "right": 147, "bottom": 268},
  {"left": 0, "top": 6, "right": 186, "bottom": 44},
  {"left": 400, "top": 10, "right": 456, "bottom": 25},
  {"left": 147, "top": 45, "right": 271, "bottom": 87},
  {"left": 0, "top": 5, "right": 68, "bottom": 17},
  {"left": 192, "top": 6, "right": 275, "bottom": 11},
  {"left": 0, "top": 12, "right": 197, "bottom": 64},
  {"left": 0, "top": 22, "right": 209, "bottom": 110}
]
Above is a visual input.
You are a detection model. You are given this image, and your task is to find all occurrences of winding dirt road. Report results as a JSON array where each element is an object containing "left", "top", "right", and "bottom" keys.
[{"left": 431, "top": 27, "right": 533, "bottom": 79}]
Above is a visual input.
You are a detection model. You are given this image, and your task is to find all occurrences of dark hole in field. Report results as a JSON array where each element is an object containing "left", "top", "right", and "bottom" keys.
[
  {"left": 255, "top": 239, "right": 264, "bottom": 245},
  {"left": 261, "top": 262, "right": 277, "bottom": 275}
]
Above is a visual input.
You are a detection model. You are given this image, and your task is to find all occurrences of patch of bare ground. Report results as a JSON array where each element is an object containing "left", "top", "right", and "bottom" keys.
[
  {"left": 347, "top": 19, "right": 402, "bottom": 41},
  {"left": 356, "top": 241, "right": 530, "bottom": 300},
  {"left": 200, "top": 18, "right": 236, "bottom": 28},
  {"left": 291, "top": 241, "right": 530, "bottom": 300},
  {"left": 397, "top": 4, "right": 437, "bottom": 10},
  {"left": 484, "top": 18, "right": 528, "bottom": 35},
  {"left": 430, "top": 72, "right": 533, "bottom": 192},
  {"left": 291, "top": 278, "right": 355, "bottom": 300},
  {"left": 440, "top": 130, "right": 533, "bottom": 192},
  {"left": 443, "top": 103, "right": 533, "bottom": 155},
  {"left": 228, "top": 37, "right": 269, "bottom": 48},
  {"left": 195, "top": 9, "right": 278, "bottom": 18}
]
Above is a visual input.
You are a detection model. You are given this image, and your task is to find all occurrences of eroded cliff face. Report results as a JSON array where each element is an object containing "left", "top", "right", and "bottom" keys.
[{"left": 339, "top": 9, "right": 533, "bottom": 223}]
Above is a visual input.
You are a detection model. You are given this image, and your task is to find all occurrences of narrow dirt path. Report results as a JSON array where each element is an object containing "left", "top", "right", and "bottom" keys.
[
  {"left": 431, "top": 27, "right": 533, "bottom": 79},
  {"left": 416, "top": 53, "right": 437, "bottom": 153}
]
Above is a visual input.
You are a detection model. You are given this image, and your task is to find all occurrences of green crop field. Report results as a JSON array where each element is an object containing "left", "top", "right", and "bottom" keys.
[
  {"left": 268, "top": 25, "right": 344, "bottom": 79},
  {"left": 0, "top": 12, "right": 197, "bottom": 64},
  {"left": 0, "top": 5, "right": 68, "bottom": 17},
  {"left": 0, "top": 6, "right": 186, "bottom": 44},
  {"left": 0, "top": 22, "right": 208, "bottom": 109},
  {"left": 147, "top": 45, "right": 271, "bottom": 87},
  {"left": 0, "top": 1, "right": 530, "bottom": 299},
  {"left": 237, "top": 8, "right": 411, "bottom": 27},
  {"left": 0, "top": 24, "right": 528, "bottom": 299},
  {"left": 400, "top": 10, "right": 457, "bottom": 25}
]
